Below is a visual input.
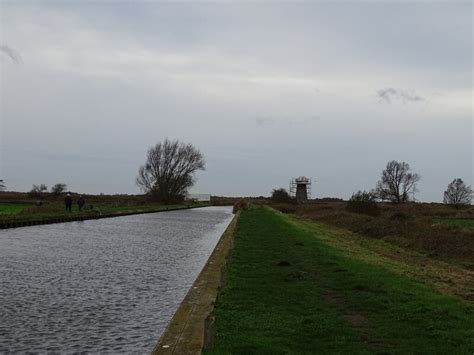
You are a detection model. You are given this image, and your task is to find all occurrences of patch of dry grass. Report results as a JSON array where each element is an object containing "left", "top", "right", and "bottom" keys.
[{"left": 273, "top": 202, "right": 474, "bottom": 268}]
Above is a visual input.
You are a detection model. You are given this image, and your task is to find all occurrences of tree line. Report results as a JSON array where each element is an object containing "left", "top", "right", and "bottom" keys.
[
  {"left": 271, "top": 160, "right": 472, "bottom": 208},
  {"left": 352, "top": 160, "right": 472, "bottom": 208},
  {"left": 0, "top": 181, "right": 68, "bottom": 198},
  {"left": 1, "top": 139, "right": 471, "bottom": 208}
]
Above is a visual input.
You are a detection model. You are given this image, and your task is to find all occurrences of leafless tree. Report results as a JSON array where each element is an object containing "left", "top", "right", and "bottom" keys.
[
  {"left": 29, "top": 184, "right": 48, "bottom": 199},
  {"left": 0, "top": 179, "right": 5, "bottom": 191},
  {"left": 443, "top": 178, "right": 472, "bottom": 208},
  {"left": 375, "top": 160, "right": 420, "bottom": 203},
  {"left": 51, "top": 183, "right": 67, "bottom": 196},
  {"left": 136, "top": 139, "right": 205, "bottom": 203}
]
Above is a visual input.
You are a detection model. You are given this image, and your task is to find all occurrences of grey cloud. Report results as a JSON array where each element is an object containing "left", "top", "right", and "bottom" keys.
[
  {"left": 377, "top": 88, "right": 425, "bottom": 103},
  {"left": 288, "top": 116, "right": 321, "bottom": 126},
  {"left": 255, "top": 117, "right": 276, "bottom": 127},
  {"left": 256, "top": 116, "right": 320, "bottom": 127},
  {"left": 1, "top": 2, "right": 471, "bottom": 202},
  {"left": 0, "top": 45, "right": 22, "bottom": 63}
]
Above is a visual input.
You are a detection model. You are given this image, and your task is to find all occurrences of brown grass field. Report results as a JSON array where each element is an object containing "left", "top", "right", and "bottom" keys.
[{"left": 271, "top": 201, "right": 474, "bottom": 269}]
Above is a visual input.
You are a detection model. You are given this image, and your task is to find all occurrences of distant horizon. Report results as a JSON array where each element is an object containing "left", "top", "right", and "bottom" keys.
[{"left": 0, "top": 186, "right": 462, "bottom": 204}]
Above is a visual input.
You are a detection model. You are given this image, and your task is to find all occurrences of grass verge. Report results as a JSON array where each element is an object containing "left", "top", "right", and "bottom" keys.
[
  {"left": 207, "top": 206, "right": 474, "bottom": 354},
  {"left": 0, "top": 202, "right": 34, "bottom": 215},
  {"left": 0, "top": 202, "right": 210, "bottom": 226},
  {"left": 435, "top": 218, "right": 474, "bottom": 231}
]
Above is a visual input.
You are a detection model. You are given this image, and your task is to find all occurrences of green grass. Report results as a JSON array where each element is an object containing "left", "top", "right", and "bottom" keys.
[
  {"left": 208, "top": 206, "right": 474, "bottom": 354},
  {"left": 0, "top": 201, "right": 208, "bottom": 224},
  {"left": 0, "top": 202, "right": 33, "bottom": 215},
  {"left": 435, "top": 218, "right": 474, "bottom": 230}
]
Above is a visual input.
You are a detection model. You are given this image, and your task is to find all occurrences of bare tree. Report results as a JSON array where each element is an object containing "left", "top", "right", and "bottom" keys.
[
  {"left": 0, "top": 179, "right": 5, "bottom": 191},
  {"left": 375, "top": 160, "right": 420, "bottom": 203},
  {"left": 51, "top": 183, "right": 67, "bottom": 196},
  {"left": 136, "top": 139, "right": 205, "bottom": 203},
  {"left": 29, "top": 184, "right": 48, "bottom": 199},
  {"left": 443, "top": 178, "right": 472, "bottom": 208}
]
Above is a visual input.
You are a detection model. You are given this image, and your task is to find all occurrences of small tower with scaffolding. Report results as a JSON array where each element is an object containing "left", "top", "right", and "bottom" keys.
[{"left": 290, "top": 176, "right": 312, "bottom": 203}]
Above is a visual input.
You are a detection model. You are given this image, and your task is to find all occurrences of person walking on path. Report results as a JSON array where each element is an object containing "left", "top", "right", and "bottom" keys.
[
  {"left": 65, "top": 193, "right": 72, "bottom": 213},
  {"left": 77, "top": 195, "right": 85, "bottom": 211}
]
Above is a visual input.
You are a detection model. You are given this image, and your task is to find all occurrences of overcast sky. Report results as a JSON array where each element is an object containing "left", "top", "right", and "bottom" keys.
[{"left": 0, "top": 1, "right": 472, "bottom": 201}]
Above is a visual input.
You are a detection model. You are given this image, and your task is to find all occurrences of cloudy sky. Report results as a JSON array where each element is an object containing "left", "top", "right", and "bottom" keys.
[{"left": 0, "top": 1, "right": 472, "bottom": 201}]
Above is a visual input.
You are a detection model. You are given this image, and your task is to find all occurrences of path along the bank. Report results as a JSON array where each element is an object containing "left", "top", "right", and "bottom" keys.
[{"left": 204, "top": 206, "right": 474, "bottom": 354}]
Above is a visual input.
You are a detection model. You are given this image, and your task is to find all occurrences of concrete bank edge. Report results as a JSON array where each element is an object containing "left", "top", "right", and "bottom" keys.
[{"left": 152, "top": 211, "right": 240, "bottom": 355}]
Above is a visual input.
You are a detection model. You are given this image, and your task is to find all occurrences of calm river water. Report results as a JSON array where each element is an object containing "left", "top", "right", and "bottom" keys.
[{"left": 0, "top": 206, "right": 233, "bottom": 354}]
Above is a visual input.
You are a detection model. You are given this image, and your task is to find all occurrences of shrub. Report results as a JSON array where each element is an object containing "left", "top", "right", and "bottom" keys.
[
  {"left": 271, "top": 188, "right": 291, "bottom": 203},
  {"left": 233, "top": 199, "right": 249, "bottom": 213},
  {"left": 346, "top": 190, "right": 380, "bottom": 216}
]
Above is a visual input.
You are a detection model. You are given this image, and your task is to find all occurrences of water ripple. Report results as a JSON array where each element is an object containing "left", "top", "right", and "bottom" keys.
[{"left": 0, "top": 206, "right": 233, "bottom": 353}]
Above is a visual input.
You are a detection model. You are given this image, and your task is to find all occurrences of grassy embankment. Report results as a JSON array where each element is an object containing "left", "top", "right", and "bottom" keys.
[
  {"left": 208, "top": 206, "right": 474, "bottom": 354},
  {"left": 274, "top": 202, "right": 474, "bottom": 269},
  {"left": 0, "top": 200, "right": 208, "bottom": 225},
  {"left": 0, "top": 202, "right": 33, "bottom": 215}
]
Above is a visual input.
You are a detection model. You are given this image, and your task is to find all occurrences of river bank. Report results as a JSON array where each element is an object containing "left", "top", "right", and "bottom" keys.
[
  {"left": 153, "top": 211, "right": 239, "bottom": 354},
  {"left": 0, "top": 203, "right": 210, "bottom": 229},
  {"left": 206, "top": 206, "right": 474, "bottom": 353}
]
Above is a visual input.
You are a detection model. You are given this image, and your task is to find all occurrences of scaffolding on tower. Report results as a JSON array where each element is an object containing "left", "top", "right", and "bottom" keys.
[{"left": 289, "top": 176, "right": 312, "bottom": 202}]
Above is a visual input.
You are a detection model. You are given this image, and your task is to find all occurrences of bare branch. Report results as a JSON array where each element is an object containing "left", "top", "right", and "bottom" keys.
[
  {"left": 136, "top": 139, "right": 205, "bottom": 203},
  {"left": 443, "top": 178, "right": 472, "bottom": 208},
  {"left": 375, "top": 160, "right": 420, "bottom": 203}
]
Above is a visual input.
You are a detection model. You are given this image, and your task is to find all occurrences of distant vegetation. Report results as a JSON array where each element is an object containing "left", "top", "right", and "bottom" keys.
[
  {"left": 136, "top": 139, "right": 205, "bottom": 204},
  {"left": 50, "top": 183, "right": 67, "bottom": 196},
  {"left": 28, "top": 184, "right": 48, "bottom": 199},
  {"left": 273, "top": 202, "right": 474, "bottom": 267},
  {"left": 443, "top": 178, "right": 473, "bottom": 208},
  {"left": 0, "top": 192, "right": 209, "bottom": 226},
  {"left": 0, "top": 191, "right": 244, "bottom": 226},
  {"left": 346, "top": 190, "right": 380, "bottom": 216},
  {"left": 271, "top": 188, "right": 292, "bottom": 203},
  {"left": 375, "top": 160, "right": 420, "bottom": 203}
]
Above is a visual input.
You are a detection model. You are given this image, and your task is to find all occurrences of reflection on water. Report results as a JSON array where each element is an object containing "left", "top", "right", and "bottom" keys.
[{"left": 0, "top": 206, "right": 233, "bottom": 353}]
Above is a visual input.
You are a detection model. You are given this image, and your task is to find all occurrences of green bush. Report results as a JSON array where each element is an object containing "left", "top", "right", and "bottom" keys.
[{"left": 271, "top": 188, "right": 291, "bottom": 203}]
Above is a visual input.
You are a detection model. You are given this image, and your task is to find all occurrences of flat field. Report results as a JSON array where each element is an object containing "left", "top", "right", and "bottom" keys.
[
  {"left": 0, "top": 198, "right": 204, "bottom": 224},
  {"left": 0, "top": 202, "right": 34, "bottom": 215},
  {"left": 208, "top": 206, "right": 474, "bottom": 354},
  {"left": 273, "top": 202, "right": 474, "bottom": 268}
]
